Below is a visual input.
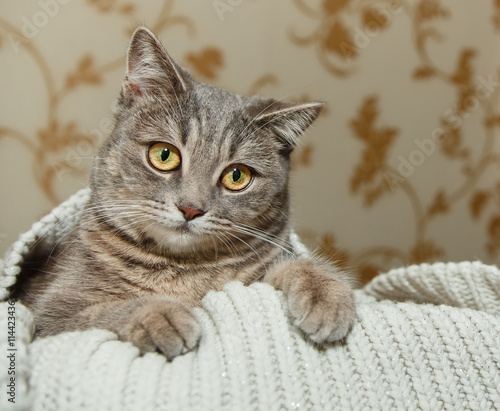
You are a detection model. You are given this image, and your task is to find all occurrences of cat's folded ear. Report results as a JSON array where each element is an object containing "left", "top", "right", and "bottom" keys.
[
  {"left": 120, "top": 26, "right": 189, "bottom": 106},
  {"left": 253, "top": 100, "right": 324, "bottom": 151}
]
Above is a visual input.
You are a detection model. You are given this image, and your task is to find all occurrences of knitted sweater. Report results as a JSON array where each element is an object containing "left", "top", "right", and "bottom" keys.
[{"left": 1, "top": 189, "right": 499, "bottom": 410}]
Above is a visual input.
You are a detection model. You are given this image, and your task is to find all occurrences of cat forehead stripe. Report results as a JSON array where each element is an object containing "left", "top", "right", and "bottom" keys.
[{"left": 15, "top": 26, "right": 354, "bottom": 367}]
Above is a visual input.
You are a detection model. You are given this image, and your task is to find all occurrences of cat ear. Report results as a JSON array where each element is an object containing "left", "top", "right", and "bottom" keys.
[
  {"left": 122, "top": 26, "right": 188, "bottom": 103},
  {"left": 253, "top": 101, "right": 324, "bottom": 151}
]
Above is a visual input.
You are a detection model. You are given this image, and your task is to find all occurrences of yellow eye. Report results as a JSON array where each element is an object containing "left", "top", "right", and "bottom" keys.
[
  {"left": 148, "top": 142, "right": 181, "bottom": 171},
  {"left": 221, "top": 164, "right": 253, "bottom": 191}
]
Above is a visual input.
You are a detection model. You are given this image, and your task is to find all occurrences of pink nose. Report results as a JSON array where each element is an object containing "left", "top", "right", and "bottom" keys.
[{"left": 177, "top": 205, "right": 205, "bottom": 221}]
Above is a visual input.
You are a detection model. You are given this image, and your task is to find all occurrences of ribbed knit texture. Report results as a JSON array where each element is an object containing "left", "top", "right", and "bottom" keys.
[{"left": 1, "top": 189, "right": 500, "bottom": 410}]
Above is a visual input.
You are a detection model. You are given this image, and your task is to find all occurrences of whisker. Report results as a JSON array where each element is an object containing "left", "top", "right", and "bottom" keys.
[
  {"left": 236, "top": 222, "right": 293, "bottom": 245},
  {"left": 225, "top": 232, "right": 268, "bottom": 277},
  {"left": 209, "top": 233, "right": 219, "bottom": 259},
  {"left": 232, "top": 225, "right": 295, "bottom": 257},
  {"left": 40, "top": 204, "right": 155, "bottom": 256},
  {"left": 214, "top": 231, "right": 240, "bottom": 257}
]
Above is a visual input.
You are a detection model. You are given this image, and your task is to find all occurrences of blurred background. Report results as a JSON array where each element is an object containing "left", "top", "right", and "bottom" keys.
[{"left": 1, "top": 0, "right": 500, "bottom": 283}]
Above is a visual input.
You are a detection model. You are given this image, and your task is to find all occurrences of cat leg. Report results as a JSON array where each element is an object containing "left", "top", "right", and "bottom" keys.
[
  {"left": 263, "top": 257, "right": 356, "bottom": 343},
  {"left": 74, "top": 296, "right": 201, "bottom": 360}
]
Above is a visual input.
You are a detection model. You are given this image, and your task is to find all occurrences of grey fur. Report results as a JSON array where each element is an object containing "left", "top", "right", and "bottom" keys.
[{"left": 17, "top": 27, "right": 355, "bottom": 359}]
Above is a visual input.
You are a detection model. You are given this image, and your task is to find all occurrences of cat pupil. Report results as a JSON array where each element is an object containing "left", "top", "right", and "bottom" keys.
[
  {"left": 161, "top": 148, "right": 170, "bottom": 162},
  {"left": 15, "top": 27, "right": 356, "bottom": 365},
  {"left": 232, "top": 168, "right": 241, "bottom": 182}
]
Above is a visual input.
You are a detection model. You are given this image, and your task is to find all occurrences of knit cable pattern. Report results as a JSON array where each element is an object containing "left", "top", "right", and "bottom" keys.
[{"left": 1, "top": 189, "right": 500, "bottom": 410}]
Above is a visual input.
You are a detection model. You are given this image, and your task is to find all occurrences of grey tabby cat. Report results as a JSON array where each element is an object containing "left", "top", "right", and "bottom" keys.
[{"left": 19, "top": 27, "right": 355, "bottom": 360}]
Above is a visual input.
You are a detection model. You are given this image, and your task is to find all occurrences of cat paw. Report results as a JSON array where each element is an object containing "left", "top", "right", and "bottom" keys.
[
  {"left": 265, "top": 258, "right": 356, "bottom": 344},
  {"left": 118, "top": 297, "right": 201, "bottom": 360}
]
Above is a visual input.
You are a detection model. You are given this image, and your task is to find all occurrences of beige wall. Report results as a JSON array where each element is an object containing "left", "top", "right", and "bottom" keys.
[{"left": 1, "top": 0, "right": 500, "bottom": 282}]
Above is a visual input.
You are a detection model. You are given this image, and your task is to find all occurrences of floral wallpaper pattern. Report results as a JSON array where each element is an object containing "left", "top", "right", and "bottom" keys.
[{"left": 1, "top": 0, "right": 499, "bottom": 282}]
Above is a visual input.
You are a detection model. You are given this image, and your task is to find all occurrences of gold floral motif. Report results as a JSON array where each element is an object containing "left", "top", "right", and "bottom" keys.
[
  {"left": 317, "top": 233, "right": 351, "bottom": 269},
  {"left": 186, "top": 48, "right": 224, "bottom": 80},
  {"left": 87, "top": 0, "right": 136, "bottom": 15},
  {"left": 300, "top": 230, "right": 403, "bottom": 283},
  {"left": 290, "top": 0, "right": 396, "bottom": 77},
  {"left": 322, "top": 0, "right": 350, "bottom": 15},
  {"left": 415, "top": 0, "right": 449, "bottom": 21},
  {"left": 437, "top": 125, "right": 470, "bottom": 161},
  {"left": 494, "top": 0, "right": 500, "bottom": 30},
  {"left": 0, "top": 1, "right": 199, "bottom": 205},
  {"left": 470, "top": 190, "right": 492, "bottom": 220},
  {"left": 308, "top": 0, "right": 500, "bottom": 280},
  {"left": 411, "top": 1, "right": 500, "bottom": 259},
  {"left": 36, "top": 121, "right": 94, "bottom": 204},
  {"left": 409, "top": 241, "right": 444, "bottom": 264},
  {"left": 349, "top": 95, "right": 399, "bottom": 206},
  {"left": 427, "top": 190, "right": 448, "bottom": 218},
  {"left": 291, "top": 143, "right": 315, "bottom": 170},
  {"left": 65, "top": 54, "right": 102, "bottom": 90},
  {"left": 2, "top": 0, "right": 500, "bottom": 278},
  {"left": 487, "top": 215, "right": 500, "bottom": 256},
  {"left": 470, "top": 184, "right": 500, "bottom": 257}
]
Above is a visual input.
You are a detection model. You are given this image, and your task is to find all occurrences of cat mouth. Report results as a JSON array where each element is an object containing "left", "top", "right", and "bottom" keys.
[
  {"left": 172, "top": 220, "right": 205, "bottom": 236},
  {"left": 172, "top": 223, "right": 190, "bottom": 234}
]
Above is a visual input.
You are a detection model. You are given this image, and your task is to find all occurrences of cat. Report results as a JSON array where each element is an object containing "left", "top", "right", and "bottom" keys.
[{"left": 17, "top": 26, "right": 356, "bottom": 360}]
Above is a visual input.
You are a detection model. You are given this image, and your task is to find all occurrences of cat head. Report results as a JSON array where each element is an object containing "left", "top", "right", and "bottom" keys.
[{"left": 89, "top": 26, "right": 323, "bottom": 256}]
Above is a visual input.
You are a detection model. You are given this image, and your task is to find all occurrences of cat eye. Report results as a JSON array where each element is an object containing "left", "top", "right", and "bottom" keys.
[
  {"left": 221, "top": 164, "right": 253, "bottom": 191},
  {"left": 148, "top": 142, "right": 181, "bottom": 171}
]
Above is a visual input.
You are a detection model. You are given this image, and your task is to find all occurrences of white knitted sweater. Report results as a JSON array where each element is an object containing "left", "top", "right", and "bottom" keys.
[{"left": 1, "top": 189, "right": 500, "bottom": 410}]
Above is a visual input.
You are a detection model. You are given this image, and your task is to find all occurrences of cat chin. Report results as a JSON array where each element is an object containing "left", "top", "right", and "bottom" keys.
[
  {"left": 158, "top": 235, "right": 213, "bottom": 255},
  {"left": 146, "top": 225, "right": 213, "bottom": 255}
]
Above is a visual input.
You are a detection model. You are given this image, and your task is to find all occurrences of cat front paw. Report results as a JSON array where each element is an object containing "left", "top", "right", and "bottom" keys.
[
  {"left": 118, "top": 297, "right": 201, "bottom": 360},
  {"left": 265, "top": 258, "right": 356, "bottom": 344}
]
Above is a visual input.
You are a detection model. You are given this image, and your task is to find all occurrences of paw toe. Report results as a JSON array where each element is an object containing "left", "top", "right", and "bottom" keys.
[{"left": 119, "top": 298, "right": 201, "bottom": 360}]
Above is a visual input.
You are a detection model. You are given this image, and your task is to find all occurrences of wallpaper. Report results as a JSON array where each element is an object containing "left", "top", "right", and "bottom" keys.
[{"left": 1, "top": 0, "right": 500, "bottom": 282}]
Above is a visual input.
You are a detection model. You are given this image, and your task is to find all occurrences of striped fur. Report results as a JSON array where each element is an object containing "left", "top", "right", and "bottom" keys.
[{"left": 18, "top": 27, "right": 355, "bottom": 359}]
